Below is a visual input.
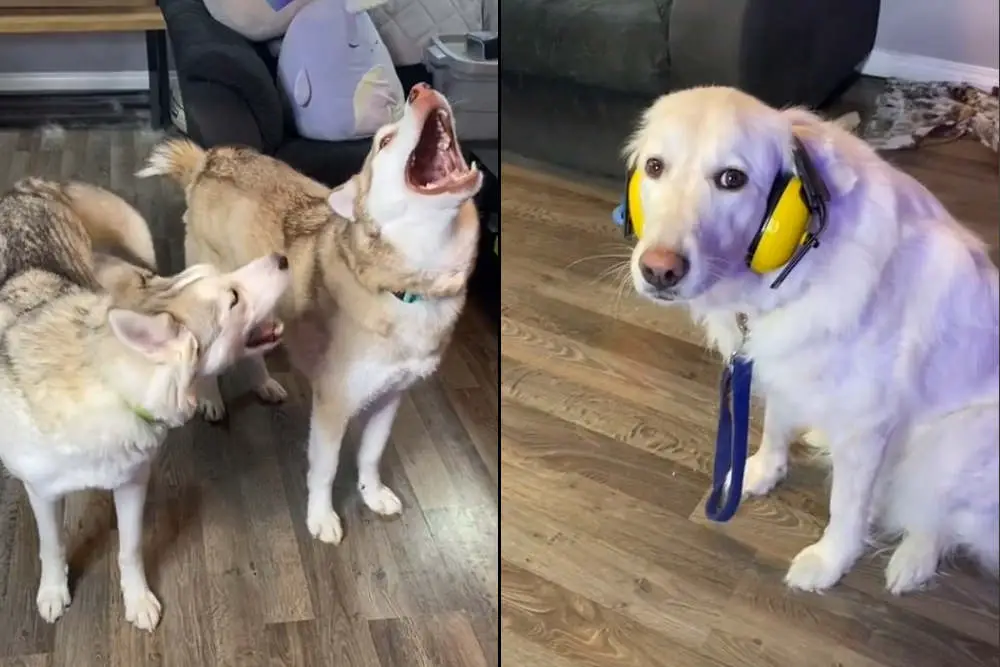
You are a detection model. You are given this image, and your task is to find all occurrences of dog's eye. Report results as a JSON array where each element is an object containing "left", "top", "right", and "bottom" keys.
[
  {"left": 229, "top": 288, "right": 239, "bottom": 309},
  {"left": 644, "top": 157, "right": 664, "bottom": 179},
  {"left": 714, "top": 168, "right": 748, "bottom": 191},
  {"left": 377, "top": 132, "right": 394, "bottom": 150}
]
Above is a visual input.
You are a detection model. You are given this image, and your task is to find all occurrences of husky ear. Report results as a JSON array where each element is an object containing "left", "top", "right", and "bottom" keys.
[
  {"left": 782, "top": 108, "right": 858, "bottom": 198},
  {"left": 108, "top": 309, "right": 185, "bottom": 358},
  {"left": 328, "top": 178, "right": 358, "bottom": 221}
]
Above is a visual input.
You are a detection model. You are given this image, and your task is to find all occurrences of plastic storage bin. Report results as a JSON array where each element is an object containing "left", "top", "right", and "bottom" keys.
[{"left": 423, "top": 34, "right": 498, "bottom": 141}]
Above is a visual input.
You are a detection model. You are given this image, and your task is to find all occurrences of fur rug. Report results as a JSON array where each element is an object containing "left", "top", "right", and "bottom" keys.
[{"left": 860, "top": 79, "right": 999, "bottom": 152}]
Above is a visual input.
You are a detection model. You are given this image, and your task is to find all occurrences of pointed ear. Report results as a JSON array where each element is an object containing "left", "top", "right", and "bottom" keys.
[
  {"left": 108, "top": 309, "right": 184, "bottom": 358},
  {"left": 781, "top": 107, "right": 859, "bottom": 198},
  {"left": 328, "top": 178, "right": 358, "bottom": 220}
]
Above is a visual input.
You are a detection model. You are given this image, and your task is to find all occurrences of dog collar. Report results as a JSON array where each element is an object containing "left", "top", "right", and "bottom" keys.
[
  {"left": 127, "top": 402, "right": 163, "bottom": 426},
  {"left": 392, "top": 291, "right": 422, "bottom": 304}
]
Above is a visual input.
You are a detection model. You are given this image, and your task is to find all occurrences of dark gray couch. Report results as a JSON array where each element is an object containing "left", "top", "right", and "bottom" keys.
[{"left": 502, "top": 0, "right": 881, "bottom": 178}]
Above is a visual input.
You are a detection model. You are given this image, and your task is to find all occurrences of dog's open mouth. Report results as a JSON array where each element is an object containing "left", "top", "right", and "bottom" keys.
[
  {"left": 405, "top": 108, "right": 478, "bottom": 195},
  {"left": 245, "top": 319, "right": 284, "bottom": 350}
]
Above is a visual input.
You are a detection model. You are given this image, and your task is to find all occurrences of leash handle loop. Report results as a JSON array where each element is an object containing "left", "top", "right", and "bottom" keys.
[{"left": 705, "top": 358, "right": 753, "bottom": 522}]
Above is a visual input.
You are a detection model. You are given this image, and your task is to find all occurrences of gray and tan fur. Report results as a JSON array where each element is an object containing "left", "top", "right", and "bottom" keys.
[
  {"left": 0, "top": 177, "right": 289, "bottom": 633},
  {"left": 138, "top": 84, "right": 482, "bottom": 544}
]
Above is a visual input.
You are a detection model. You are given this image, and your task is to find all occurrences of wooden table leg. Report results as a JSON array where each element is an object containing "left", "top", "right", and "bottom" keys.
[{"left": 145, "top": 29, "right": 170, "bottom": 129}]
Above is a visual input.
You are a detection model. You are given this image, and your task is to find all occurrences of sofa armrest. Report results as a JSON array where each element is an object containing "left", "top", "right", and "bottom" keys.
[
  {"left": 159, "top": 0, "right": 284, "bottom": 152},
  {"left": 669, "top": 0, "right": 880, "bottom": 108}
]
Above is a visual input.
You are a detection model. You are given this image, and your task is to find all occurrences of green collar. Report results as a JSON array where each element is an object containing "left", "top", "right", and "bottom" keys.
[
  {"left": 127, "top": 402, "right": 162, "bottom": 425},
  {"left": 392, "top": 291, "right": 422, "bottom": 304}
]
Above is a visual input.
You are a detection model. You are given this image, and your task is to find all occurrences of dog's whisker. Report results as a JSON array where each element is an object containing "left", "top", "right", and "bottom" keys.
[{"left": 565, "top": 254, "right": 633, "bottom": 271}]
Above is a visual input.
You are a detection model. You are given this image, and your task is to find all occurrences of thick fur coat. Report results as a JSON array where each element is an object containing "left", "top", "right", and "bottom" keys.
[
  {"left": 138, "top": 84, "right": 482, "bottom": 545},
  {"left": 626, "top": 86, "right": 999, "bottom": 594}
]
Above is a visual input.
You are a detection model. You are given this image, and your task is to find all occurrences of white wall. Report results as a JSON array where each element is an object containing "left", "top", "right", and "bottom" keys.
[{"left": 874, "top": 0, "right": 999, "bottom": 69}]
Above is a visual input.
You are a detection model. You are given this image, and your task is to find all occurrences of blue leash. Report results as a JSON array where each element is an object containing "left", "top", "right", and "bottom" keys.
[
  {"left": 611, "top": 195, "right": 753, "bottom": 522},
  {"left": 705, "top": 357, "right": 754, "bottom": 522}
]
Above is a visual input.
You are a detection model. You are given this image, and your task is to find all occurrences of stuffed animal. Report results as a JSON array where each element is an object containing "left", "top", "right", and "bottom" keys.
[
  {"left": 277, "top": 0, "right": 404, "bottom": 141},
  {"left": 204, "top": 0, "right": 402, "bottom": 142}
]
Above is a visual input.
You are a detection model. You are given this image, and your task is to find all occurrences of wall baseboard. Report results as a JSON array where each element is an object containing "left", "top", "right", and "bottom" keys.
[{"left": 862, "top": 48, "right": 999, "bottom": 91}]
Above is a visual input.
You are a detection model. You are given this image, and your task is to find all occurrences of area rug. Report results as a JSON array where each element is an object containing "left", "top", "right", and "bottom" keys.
[{"left": 860, "top": 78, "right": 999, "bottom": 152}]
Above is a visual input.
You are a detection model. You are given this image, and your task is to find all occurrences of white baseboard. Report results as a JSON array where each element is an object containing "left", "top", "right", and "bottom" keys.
[
  {"left": 0, "top": 70, "right": 158, "bottom": 93},
  {"left": 862, "top": 48, "right": 999, "bottom": 91}
]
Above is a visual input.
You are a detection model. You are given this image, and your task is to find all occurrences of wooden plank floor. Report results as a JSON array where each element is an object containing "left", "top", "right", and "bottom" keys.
[
  {"left": 499, "top": 140, "right": 1000, "bottom": 667},
  {"left": 0, "top": 128, "right": 499, "bottom": 667}
]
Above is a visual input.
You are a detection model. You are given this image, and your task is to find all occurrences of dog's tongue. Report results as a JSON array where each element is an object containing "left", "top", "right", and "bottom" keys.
[{"left": 247, "top": 320, "right": 283, "bottom": 347}]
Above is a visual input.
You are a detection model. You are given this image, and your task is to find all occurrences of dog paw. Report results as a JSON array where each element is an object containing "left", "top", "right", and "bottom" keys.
[
  {"left": 306, "top": 508, "right": 344, "bottom": 544},
  {"left": 360, "top": 483, "right": 403, "bottom": 516},
  {"left": 197, "top": 397, "right": 226, "bottom": 423},
  {"left": 727, "top": 452, "right": 787, "bottom": 497},
  {"left": 36, "top": 583, "right": 71, "bottom": 623},
  {"left": 885, "top": 534, "right": 939, "bottom": 595},
  {"left": 123, "top": 586, "right": 161, "bottom": 632},
  {"left": 254, "top": 378, "right": 288, "bottom": 404},
  {"left": 785, "top": 540, "right": 855, "bottom": 592}
]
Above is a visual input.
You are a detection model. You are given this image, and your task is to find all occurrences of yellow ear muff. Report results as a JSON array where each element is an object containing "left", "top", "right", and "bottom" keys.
[
  {"left": 626, "top": 167, "right": 645, "bottom": 239},
  {"left": 747, "top": 177, "right": 812, "bottom": 274}
]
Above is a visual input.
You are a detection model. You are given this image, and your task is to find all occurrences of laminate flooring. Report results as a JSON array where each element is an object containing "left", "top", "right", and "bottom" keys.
[
  {"left": 0, "top": 128, "right": 499, "bottom": 667},
  {"left": 499, "top": 139, "right": 1000, "bottom": 667}
]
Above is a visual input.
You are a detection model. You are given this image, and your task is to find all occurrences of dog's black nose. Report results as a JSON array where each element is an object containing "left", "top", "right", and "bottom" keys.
[
  {"left": 639, "top": 247, "right": 689, "bottom": 290},
  {"left": 274, "top": 253, "right": 289, "bottom": 271}
]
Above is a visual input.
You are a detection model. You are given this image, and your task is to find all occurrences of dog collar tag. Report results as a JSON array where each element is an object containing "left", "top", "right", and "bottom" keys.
[{"left": 705, "top": 356, "right": 754, "bottom": 522}]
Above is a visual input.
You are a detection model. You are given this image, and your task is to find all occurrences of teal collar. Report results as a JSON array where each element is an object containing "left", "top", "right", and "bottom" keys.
[{"left": 392, "top": 291, "right": 422, "bottom": 304}]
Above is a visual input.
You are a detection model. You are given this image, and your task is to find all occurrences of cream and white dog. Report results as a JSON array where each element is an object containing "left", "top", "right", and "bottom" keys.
[
  {"left": 626, "top": 87, "right": 999, "bottom": 594},
  {"left": 0, "top": 179, "right": 289, "bottom": 630},
  {"left": 137, "top": 83, "right": 482, "bottom": 545}
]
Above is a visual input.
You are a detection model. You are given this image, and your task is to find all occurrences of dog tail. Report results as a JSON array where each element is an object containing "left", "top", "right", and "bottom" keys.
[
  {"left": 63, "top": 182, "right": 158, "bottom": 271},
  {"left": 136, "top": 138, "right": 206, "bottom": 189}
]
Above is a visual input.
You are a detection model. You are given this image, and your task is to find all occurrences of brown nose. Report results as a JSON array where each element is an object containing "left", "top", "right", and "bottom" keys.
[
  {"left": 639, "top": 247, "right": 689, "bottom": 290},
  {"left": 408, "top": 82, "right": 432, "bottom": 104},
  {"left": 273, "top": 253, "right": 289, "bottom": 271}
]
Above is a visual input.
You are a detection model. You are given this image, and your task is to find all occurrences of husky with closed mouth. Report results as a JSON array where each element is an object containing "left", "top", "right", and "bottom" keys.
[
  {"left": 0, "top": 178, "right": 290, "bottom": 631},
  {"left": 137, "top": 82, "right": 482, "bottom": 544},
  {"left": 626, "top": 86, "right": 999, "bottom": 594}
]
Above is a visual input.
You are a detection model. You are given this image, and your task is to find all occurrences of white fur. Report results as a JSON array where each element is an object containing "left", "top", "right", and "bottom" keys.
[{"left": 628, "top": 87, "right": 1000, "bottom": 594}]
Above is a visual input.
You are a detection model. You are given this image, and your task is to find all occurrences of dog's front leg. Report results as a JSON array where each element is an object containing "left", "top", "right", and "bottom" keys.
[
  {"left": 114, "top": 463, "right": 161, "bottom": 631},
  {"left": 357, "top": 392, "right": 403, "bottom": 517},
  {"left": 306, "top": 387, "right": 351, "bottom": 544},
  {"left": 785, "top": 429, "right": 886, "bottom": 592},
  {"left": 245, "top": 356, "right": 288, "bottom": 404},
  {"left": 736, "top": 401, "right": 797, "bottom": 496},
  {"left": 24, "top": 484, "right": 70, "bottom": 623},
  {"left": 195, "top": 374, "right": 226, "bottom": 422}
]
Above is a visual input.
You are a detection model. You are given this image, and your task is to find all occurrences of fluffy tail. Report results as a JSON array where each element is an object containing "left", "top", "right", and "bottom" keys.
[
  {"left": 63, "top": 182, "right": 158, "bottom": 271},
  {"left": 135, "top": 138, "right": 206, "bottom": 189}
]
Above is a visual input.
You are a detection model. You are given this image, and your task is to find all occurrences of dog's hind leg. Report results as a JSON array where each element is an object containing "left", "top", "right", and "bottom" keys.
[
  {"left": 25, "top": 484, "right": 70, "bottom": 623},
  {"left": 357, "top": 392, "right": 403, "bottom": 517},
  {"left": 114, "top": 463, "right": 161, "bottom": 631},
  {"left": 306, "top": 385, "right": 353, "bottom": 544},
  {"left": 245, "top": 356, "right": 288, "bottom": 405}
]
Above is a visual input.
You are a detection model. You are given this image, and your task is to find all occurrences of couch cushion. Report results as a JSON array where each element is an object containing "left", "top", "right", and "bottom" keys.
[{"left": 503, "top": 0, "right": 672, "bottom": 96}]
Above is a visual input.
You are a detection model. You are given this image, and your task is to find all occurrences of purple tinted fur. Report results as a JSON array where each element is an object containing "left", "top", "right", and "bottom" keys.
[{"left": 687, "top": 122, "right": 999, "bottom": 419}]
